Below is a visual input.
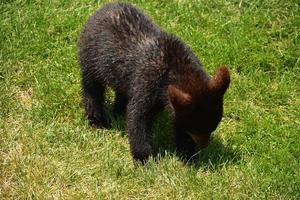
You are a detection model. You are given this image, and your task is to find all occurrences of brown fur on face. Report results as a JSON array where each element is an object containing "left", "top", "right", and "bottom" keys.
[
  {"left": 189, "top": 133, "right": 211, "bottom": 148},
  {"left": 168, "top": 66, "right": 230, "bottom": 148}
]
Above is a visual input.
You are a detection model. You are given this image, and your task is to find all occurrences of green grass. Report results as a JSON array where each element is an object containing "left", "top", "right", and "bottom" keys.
[{"left": 1, "top": 0, "right": 299, "bottom": 199}]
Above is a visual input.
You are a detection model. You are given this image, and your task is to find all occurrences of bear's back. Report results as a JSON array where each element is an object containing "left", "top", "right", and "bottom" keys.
[
  {"left": 79, "top": 3, "right": 170, "bottom": 93},
  {"left": 81, "top": 3, "right": 161, "bottom": 48}
]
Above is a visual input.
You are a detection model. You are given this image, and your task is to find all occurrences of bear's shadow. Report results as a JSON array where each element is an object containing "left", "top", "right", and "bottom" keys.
[{"left": 107, "top": 108, "right": 240, "bottom": 170}]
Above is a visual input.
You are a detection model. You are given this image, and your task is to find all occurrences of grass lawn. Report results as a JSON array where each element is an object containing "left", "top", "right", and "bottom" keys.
[{"left": 1, "top": 0, "right": 299, "bottom": 199}]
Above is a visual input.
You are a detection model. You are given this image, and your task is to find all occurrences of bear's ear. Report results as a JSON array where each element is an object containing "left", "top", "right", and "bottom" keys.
[
  {"left": 167, "top": 85, "right": 192, "bottom": 109},
  {"left": 209, "top": 66, "right": 230, "bottom": 96}
]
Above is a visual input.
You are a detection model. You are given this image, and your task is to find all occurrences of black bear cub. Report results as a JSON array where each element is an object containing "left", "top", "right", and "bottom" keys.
[{"left": 79, "top": 3, "right": 230, "bottom": 163}]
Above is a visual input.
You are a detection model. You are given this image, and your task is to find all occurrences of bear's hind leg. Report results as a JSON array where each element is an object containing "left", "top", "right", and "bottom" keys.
[{"left": 82, "top": 80, "right": 108, "bottom": 128}]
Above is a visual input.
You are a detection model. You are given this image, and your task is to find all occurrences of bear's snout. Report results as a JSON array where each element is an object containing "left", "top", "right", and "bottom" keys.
[{"left": 189, "top": 133, "right": 210, "bottom": 149}]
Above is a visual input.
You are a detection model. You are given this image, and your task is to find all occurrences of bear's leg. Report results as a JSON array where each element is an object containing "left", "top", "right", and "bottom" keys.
[
  {"left": 126, "top": 97, "right": 158, "bottom": 164},
  {"left": 175, "top": 127, "right": 196, "bottom": 160},
  {"left": 82, "top": 80, "right": 108, "bottom": 128},
  {"left": 113, "top": 92, "right": 128, "bottom": 117}
]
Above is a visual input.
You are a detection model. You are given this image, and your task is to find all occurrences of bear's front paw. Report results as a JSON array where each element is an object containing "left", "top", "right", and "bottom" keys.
[{"left": 131, "top": 144, "right": 152, "bottom": 164}]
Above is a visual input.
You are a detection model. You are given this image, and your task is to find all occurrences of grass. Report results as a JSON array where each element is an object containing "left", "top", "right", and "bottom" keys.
[{"left": 1, "top": 0, "right": 299, "bottom": 199}]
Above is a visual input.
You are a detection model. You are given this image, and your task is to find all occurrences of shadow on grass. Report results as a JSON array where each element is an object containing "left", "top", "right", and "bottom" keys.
[
  {"left": 153, "top": 137, "right": 241, "bottom": 170},
  {"left": 186, "top": 139, "right": 241, "bottom": 170},
  {"left": 106, "top": 108, "right": 241, "bottom": 170}
]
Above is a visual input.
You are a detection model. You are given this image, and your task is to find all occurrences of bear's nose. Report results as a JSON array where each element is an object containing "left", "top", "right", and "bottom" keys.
[
  {"left": 197, "top": 139, "right": 209, "bottom": 149},
  {"left": 189, "top": 133, "right": 210, "bottom": 149}
]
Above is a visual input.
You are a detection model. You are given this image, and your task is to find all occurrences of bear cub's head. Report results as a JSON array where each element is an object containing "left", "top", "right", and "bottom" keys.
[{"left": 168, "top": 66, "right": 230, "bottom": 149}]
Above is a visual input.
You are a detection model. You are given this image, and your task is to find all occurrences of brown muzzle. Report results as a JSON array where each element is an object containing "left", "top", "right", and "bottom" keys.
[{"left": 189, "top": 133, "right": 211, "bottom": 149}]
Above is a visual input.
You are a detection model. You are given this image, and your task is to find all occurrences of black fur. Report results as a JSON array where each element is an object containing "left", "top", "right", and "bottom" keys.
[{"left": 78, "top": 3, "right": 230, "bottom": 163}]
